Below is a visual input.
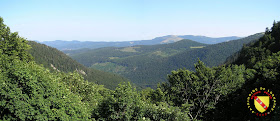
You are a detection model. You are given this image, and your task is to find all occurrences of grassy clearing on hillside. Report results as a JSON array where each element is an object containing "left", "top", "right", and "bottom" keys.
[
  {"left": 151, "top": 51, "right": 169, "bottom": 57},
  {"left": 120, "top": 47, "right": 140, "bottom": 52},
  {"left": 91, "top": 62, "right": 126, "bottom": 74},
  {"left": 109, "top": 57, "right": 119, "bottom": 59},
  {"left": 190, "top": 46, "right": 205, "bottom": 48}
]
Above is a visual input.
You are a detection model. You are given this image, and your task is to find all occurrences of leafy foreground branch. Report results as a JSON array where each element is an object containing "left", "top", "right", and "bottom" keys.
[{"left": 155, "top": 60, "right": 251, "bottom": 120}]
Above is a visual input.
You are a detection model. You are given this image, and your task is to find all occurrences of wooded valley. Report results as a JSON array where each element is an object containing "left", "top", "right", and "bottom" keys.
[{"left": 1, "top": 16, "right": 280, "bottom": 120}]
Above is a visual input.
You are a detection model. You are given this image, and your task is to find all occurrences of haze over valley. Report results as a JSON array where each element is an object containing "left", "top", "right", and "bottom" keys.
[{"left": 39, "top": 35, "right": 241, "bottom": 50}]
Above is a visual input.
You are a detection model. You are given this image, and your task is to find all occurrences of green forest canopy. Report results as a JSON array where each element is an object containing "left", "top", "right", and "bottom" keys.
[
  {"left": 71, "top": 33, "right": 263, "bottom": 88},
  {"left": 1, "top": 17, "right": 280, "bottom": 120},
  {"left": 28, "top": 41, "right": 129, "bottom": 89}
]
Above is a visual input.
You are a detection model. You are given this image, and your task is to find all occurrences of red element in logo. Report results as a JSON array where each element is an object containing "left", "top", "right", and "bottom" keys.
[{"left": 254, "top": 96, "right": 268, "bottom": 110}]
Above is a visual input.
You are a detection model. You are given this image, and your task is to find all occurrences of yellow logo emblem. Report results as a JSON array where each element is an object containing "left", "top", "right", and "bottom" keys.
[
  {"left": 247, "top": 87, "right": 276, "bottom": 117},
  {"left": 254, "top": 96, "right": 269, "bottom": 113}
]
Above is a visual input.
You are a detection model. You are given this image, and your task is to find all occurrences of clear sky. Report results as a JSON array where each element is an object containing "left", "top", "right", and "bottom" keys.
[{"left": 1, "top": 0, "right": 279, "bottom": 42}]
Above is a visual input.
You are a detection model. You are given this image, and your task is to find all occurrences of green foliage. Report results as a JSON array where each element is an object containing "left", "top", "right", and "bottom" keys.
[
  {"left": 28, "top": 41, "right": 129, "bottom": 89},
  {"left": 93, "top": 82, "right": 189, "bottom": 121},
  {"left": 149, "top": 88, "right": 167, "bottom": 104},
  {"left": 0, "top": 17, "right": 90, "bottom": 120},
  {"left": 0, "top": 17, "right": 32, "bottom": 61},
  {"left": 229, "top": 21, "right": 280, "bottom": 67},
  {"left": 206, "top": 21, "right": 280, "bottom": 120},
  {"left": 59, "top": 72, "right": 108, "bottom": 107},
  {"left": 159, "top": 60, "right": 248, "bottom": 120},
  {"left": 0, "top": 57, "right": 91, "bottom": 120},
  {"left": 94, "top": 82, "right": 141, "bottom": 120}
]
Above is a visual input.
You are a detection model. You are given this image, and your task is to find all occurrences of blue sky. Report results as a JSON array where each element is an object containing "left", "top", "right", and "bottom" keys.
[{"left": 1, "top": 0, "right": 279, "bottom": 41}]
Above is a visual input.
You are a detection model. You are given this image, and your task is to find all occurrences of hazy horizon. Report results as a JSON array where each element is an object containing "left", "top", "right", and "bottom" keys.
[
  {"left": 34, "top": 34, "right": 245, "bottom": 42},
  {"left": 1, "top": 0, "right": 279, "bottom": 42}
]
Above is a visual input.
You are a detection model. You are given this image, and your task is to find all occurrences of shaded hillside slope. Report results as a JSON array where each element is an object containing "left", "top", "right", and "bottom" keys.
[
  {"left": 28, "top": 41, "right": 128, "bottom": 89},
  {"left": 168, "top": 33, "right": 264, "bottom": 68}
]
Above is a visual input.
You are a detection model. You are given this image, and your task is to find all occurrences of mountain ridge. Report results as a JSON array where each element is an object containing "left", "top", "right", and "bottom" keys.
[
  {"left": 69, "top": 33, "right": 262, "bottom": 88},
  {"left": 39, "top": 35, "right": 241, "bottom": 50}
]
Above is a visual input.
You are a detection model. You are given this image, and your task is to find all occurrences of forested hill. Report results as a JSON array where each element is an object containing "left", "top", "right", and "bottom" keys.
[
  {"left": 121, "top": 33, "right": 262, "bottom": 86},
  {"left": 204, "top": 21, "right": 280, "bottom": 120},
  {"left": 227, "top": 25, "right": 280, "bottom": 67},
  {"left": 28, "top": 41, "right": 128, "bottom": 89},
  {"left": 70, "top": 33, "right": 263, "bottom": 87},
  {"left": 70, "top": 39, "right": 207, "bottom": 67},
  {"left": 168, "top": 32, "right": 264, "bottom": 68},
  {"left": 178, "top": 35, "right": 241, "bottom": 44}
]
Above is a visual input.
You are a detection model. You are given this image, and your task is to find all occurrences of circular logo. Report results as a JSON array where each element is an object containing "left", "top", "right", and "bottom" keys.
[{"left": 247, "top": 87, "right": 276, "bottom": 116}]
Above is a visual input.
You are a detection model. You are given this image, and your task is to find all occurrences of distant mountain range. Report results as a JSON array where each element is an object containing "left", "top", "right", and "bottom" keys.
[
  {"left": 67, "top": 33, "right": 262, "bottom": 88},
  {"left": 39, "top": 35, "right": 241, "bottom": 50}
]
